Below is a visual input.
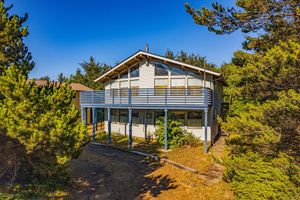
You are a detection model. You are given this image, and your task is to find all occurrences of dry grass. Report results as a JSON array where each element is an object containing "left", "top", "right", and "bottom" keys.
[{"left": 92, "top": 131, "right": 234, "bottom": 199}]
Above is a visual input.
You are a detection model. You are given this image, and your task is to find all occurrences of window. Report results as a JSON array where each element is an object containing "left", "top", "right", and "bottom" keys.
[
  {"left": 170, "top": 66, "right": 185, "bottom": 75},
  {"left": 187, "top": 78, "right": 202, "bottom": 95},
  {"left": 187, "top": 111, "right": 202, "bottom": 127},
  {"left": 111, "top": 75, "right": 118, "bottom": 80},
  {"left": 132, "top": 110, "right": 140, "bottom": 125},
  {"left": 169, "top": 111, "right": 185, "bottom": 126},
  {"left": 120, "top": 81, "right": 128, "bottom": 96},
  {"left": 187, "top": 69, "right": 200, "bottom": 76},
  {"left": 119, "top": 109, "right": 128, "bottom": 124},
  {"left": 111, "top": 109, "right": 119, "bottom": 123},
  {"left": 155, "top": 62, "right": 168, "bottom": 76},
  {"left": 171, "top": 78, "right": 185, "bottom": 96},
  {"left": 130, "top": 80, "right": 139, "bottom": 96},
  {"left": 146, "top": 112, "right": 153, "bottom": 125},
  {"left": 154, "top": 78, "right": 168, "bottom": 95},
  {"left": 130, "top": 64, "right": 139, "bottom": 78},
  {"left": 120, "top": 70, "right": 128, "bottom": 79}
]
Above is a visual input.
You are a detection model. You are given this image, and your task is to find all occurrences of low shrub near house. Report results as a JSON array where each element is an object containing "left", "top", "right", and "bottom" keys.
[{"left": 155, "top": 117, "right": 200, "bottom": 148}]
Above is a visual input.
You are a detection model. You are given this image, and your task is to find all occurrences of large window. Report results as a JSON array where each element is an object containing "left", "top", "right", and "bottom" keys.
[
  {"left": 130, "top": 80, "right": 139, "bottom": 96},
  {"left": 169, "top": 111, "right": 185, "bottom": 126},
  {"left": 120, "top": 80, "right": 128, "bottom": 96},
  {"left": 154, "top": 111, "right": 164, "bottom": 125},
  {"left": 170, "top": 66, "right": 185, "bottom": 75},
  {"left": 187, "top": 78, "right": 202, "bottom": 95},
  {"left": 130, "top": 64, "right": 139, "bottom": 78},
  {"left": 187, "top": 111, "right": 202, "bottom": 127},
  {"left": 155, "top": 62, "right": 168, "bottom": 76},
  {"left": 120, "top": 70, "right": 128, "bottom": 79},
  {"left": 119, "top": 109, "right": 128, "bottom": 124},
  {"left": 132, "top": 110, "right": 140, "bottom": 125},
  {"left": 111, "top": 109, "right": 119, "bottom": 123},
  {"left": 171, "top": 78, "right": 185, "bottom": 96},
  {"left": 154, "top": 78, "right": 168, "bottom": 95}
]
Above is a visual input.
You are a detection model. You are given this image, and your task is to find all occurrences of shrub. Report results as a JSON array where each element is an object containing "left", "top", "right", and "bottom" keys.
[{"left": 155, "top": 117, "right": 200, "bottom": 148}]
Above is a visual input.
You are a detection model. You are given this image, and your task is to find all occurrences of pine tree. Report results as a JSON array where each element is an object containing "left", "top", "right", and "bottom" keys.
[
  {"left": 186, "top": 0, "right": 300, "bottom": 198},
  {"left": 0, "top": 0, "right": 34, "bottom": 75},
  {"left": 57, "top": 72, "right": 66, "bottom": 83},
  {"left": 70, "top": 56, "right": 110, "bottom": 90},
  {"left": 185, "top": 0, "right": 299, "bottom": 52},
  {"left": 0, "top": 66, "right": 89, "bottom": 180}
]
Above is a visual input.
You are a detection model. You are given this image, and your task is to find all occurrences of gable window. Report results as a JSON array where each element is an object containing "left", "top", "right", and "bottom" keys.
[
  {"left": 120, "top": 70, "right": 128, "bottom": 79},
  {"left": 187, "top": 69, "right": 201, "bottom": 76},
  {"left": 155, "top": 62, "right": 168, "bottom": 76},
  {"left": 130, "top": 64, "right": 139, "bottom": 78},
  {"left": 170, "top": 66, "right": 185, "bottom": 76}
]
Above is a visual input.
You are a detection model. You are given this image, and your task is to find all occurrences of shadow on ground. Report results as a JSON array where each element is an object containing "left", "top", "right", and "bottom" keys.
[{"left": 68, "top": 144, "right": 177, "bottom": 199}]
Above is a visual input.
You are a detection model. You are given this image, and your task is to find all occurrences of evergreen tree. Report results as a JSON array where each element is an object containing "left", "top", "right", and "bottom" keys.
[
  {"left": 39, "top": 75, "right": 51, "bottom": 81},
  {"left": 0, "top": 66, "right": 89, "bottom": 181},
  {"left": 185, "top": 0, "right": 299, "bottom": 52},
  {"left": 186, "top": 0, "right": 300, "bottom": 198},
  {"left": 165, "top": 50, "right": 219, "bottom": 72},
  {"left": 70, "top": 56, "right": 110, "bottom": 90},
  {"left": 0, "top": 0, "right": 34, "bottom": 75},
  {"left": 57, "top": 72, "right": 66, "bottom": 83}
]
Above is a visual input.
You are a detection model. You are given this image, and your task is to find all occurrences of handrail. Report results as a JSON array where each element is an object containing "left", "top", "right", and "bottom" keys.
[{"left": 80, "top": 87, "right": 212, "bottom": 107}]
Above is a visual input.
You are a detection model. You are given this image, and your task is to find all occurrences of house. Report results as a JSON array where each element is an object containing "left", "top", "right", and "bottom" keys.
[
  {"left": 29, "top": 80, "right": 94, "bottom": 124},
  {"left": 80, "top": 48, "right": 224, "bottom": 152}
]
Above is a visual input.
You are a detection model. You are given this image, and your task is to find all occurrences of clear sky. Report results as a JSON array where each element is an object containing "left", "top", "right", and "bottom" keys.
[{"left": 6, "top": 0, "right": 244, "bottom": 80}]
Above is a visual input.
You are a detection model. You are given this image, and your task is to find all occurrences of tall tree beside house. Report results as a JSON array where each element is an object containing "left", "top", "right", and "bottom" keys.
[
  {"left": 70, "top": 56, "right": 110, "bottom": 90},
  {"left": 186, "top": 0, "right": 300, "bottom": 199},
  {"left": 0, "top": 65, "right": 89, "bottom": 184},
  {"left": 0, "top": 1, "right": 89, "bottom": 197},
  {"left": 0, "top": 0, "right": 34, "bottom": 75}
]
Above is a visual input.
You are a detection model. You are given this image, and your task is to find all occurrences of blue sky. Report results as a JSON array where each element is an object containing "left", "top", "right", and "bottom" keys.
[{"left": 6, "top": 0, "right": 244, "bottom": 80}]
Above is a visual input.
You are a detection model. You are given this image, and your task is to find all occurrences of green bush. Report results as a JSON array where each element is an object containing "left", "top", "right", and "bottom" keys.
[{"left": 155, "top": 117, "right": 200, "bottom": 148}]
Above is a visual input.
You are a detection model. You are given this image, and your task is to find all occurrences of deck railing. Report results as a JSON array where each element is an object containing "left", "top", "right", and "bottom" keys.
[{"left": 80, "top": 88, "right": 212, "bottom": 108}]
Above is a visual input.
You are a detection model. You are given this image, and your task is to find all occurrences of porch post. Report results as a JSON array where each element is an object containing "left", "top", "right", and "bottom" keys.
[
  {"left": 204, "top": 108, "right": 208, "bottom": 153},
  {"left": 107, "top": 108, "right": 111, "bottom": 144},
  {"left": 164, "top": 108, "right": 168, "bottom": 150},
  {"left": 81, "top": 106, "right": 85, "bottom": 123},
  {"left": 92, "top": 107, "right": 96, "bottom": 141},
  {"left": 128, "top": 108, "right": 132, "bottom": 148}
]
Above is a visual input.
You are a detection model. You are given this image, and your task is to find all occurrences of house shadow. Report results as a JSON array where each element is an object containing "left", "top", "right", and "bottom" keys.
[{"left": 68, "top": 144, "right": 178, "bottom": 199}]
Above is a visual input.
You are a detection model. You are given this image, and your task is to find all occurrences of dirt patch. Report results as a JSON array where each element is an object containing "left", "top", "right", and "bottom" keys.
[{"left": 68, "top": 144, "right": 177, "bottom": 199}]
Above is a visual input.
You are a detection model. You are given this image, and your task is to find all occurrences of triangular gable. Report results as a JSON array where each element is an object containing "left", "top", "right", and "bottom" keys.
[{"left": 94, "top": 50, "right": 221, "bottom": 82}]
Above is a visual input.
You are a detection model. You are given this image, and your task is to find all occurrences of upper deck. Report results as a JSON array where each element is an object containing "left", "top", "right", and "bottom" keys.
[{"left": 80, "top": 88, "right": 212, "bottom": 110}]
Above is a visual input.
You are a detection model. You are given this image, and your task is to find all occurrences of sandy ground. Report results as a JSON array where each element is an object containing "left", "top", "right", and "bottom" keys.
[{"left": 69, "top": 138, "right": 233, "bottom": 200}]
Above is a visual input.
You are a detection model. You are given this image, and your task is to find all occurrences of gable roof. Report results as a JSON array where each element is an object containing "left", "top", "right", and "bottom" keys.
[
  {"left": 94, "top": 50, "right": 221, "bottom": 82},
  {"left": 28, "top": 80, "right": 93, "bottom": 91}
]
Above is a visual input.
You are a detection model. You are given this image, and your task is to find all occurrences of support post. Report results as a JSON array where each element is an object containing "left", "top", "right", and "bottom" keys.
[
  {"left": 81, "top": 106, "right": 85, "bottom": 123},
  {"left": 164, "top": 108, "right": 168, "bottom": 150},
  {"left": 128, "top": 108, "right": 132, "bottom": 148},
  {"left": 107, "top": 108, "right": 111, "bottom": 144},
  {"left": 204, "top": 108, "right": 208, "bottom": 153},
  {"left": 92, "top": 107, "right": 96, "bottom": 141}
]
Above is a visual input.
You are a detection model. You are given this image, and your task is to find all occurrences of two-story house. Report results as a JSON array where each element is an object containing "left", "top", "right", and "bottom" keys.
[{"left": 80, "top": 49, "right": 224, "bottom": 152}]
